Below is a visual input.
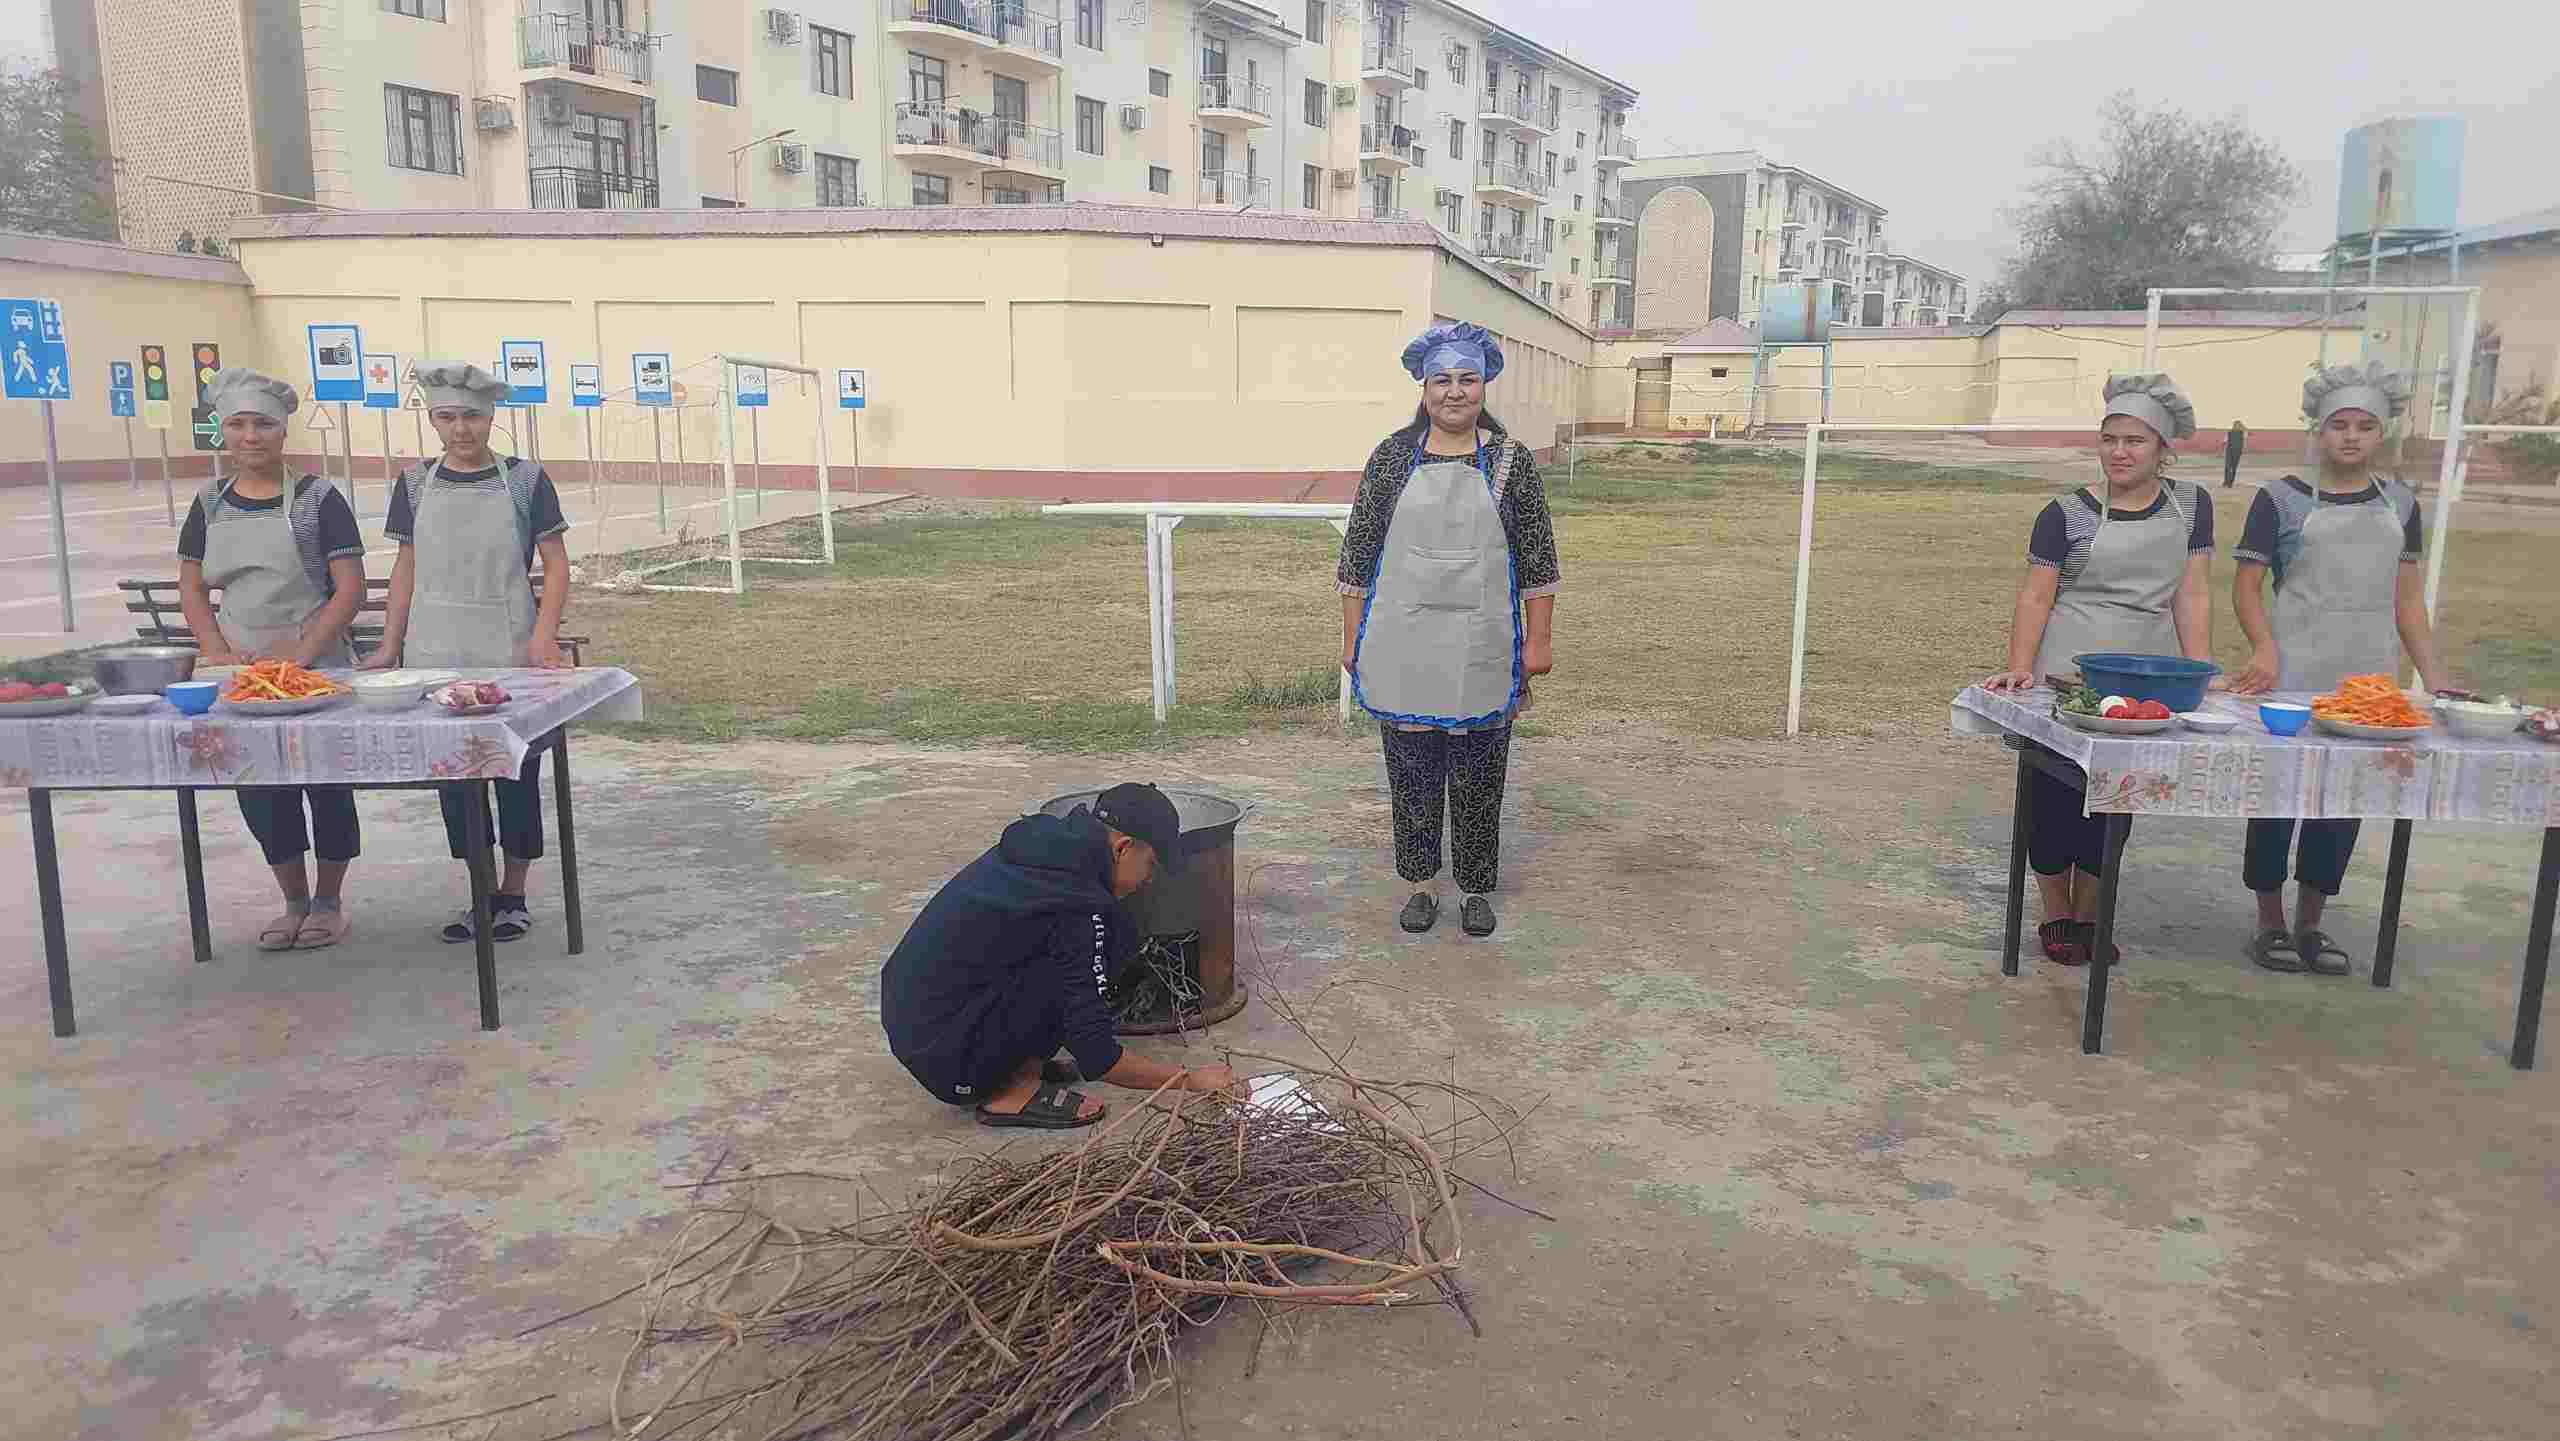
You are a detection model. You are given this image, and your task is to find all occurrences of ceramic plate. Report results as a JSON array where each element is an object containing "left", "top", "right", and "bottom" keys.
[
  {"left": 2313, "top": 715, "right": 2431, "bottom": 741},
  {"left": 2177, "top": 711, "right": 2241, "bottom": 733},
  {"left": 0, "top": 690, "right": 98, "bottom": 718},
  {"left": 91, "top": 693, "right": 162, "bottom": 716},
  {"left": 217, "top": 690, "right": 353, "bottom": 717},
  {"left": 2056, "top": 708, "right": 2175, "bottom": 736}
]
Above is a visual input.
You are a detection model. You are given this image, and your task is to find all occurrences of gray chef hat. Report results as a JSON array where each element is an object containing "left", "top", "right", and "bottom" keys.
[
  {"left": 204, "top": 366, "right": 299, "bottom": 423},
  {"left": 2099, "top": 371, "right": 2196, "bottom": 442},
  {"left": 2302, "top": 361, "right": 2409, "bottom": 426},
  {"left": 413, "top": 360, "right": 507, "bottom": 415}
]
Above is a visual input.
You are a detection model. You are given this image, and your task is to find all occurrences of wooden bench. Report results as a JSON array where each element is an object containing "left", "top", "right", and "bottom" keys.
[{"left": 117, "top": 576, "right": 588, "bottom": 666}]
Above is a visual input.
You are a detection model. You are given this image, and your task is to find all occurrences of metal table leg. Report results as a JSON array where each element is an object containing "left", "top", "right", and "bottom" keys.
[
  {"left": 459, "top": 782, "right": 500, "bottom": 1031},
  {"left": 31, "top": 789, "right": 73, "bottom": 1037},
  {"left": 177, "top": 790, "right": 211, "bottom": 964},
  {"left": 2001, "top": 750, "right": 2030, "bottom": 977},
  {"left": 2080, "top": 812, "right": 2133, "bottom": 1055},
  {"left": 2372, "top": 819, "right": 2414, "bottom": 989},
  {"left": 552, "top": 730, "right": 583, "bottom": 956},
  {"left": 2509, "top": 826, "right": 2559, "bottom": 1071}
]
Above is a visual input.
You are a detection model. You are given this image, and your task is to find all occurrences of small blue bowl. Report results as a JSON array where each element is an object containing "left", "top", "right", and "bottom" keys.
[
  {"left": 164, "top": 681, "right": 218, "bottom": 716},
  {"left": 2259, "top": 701, "right": 2312, "bottom": 737},
  {"left": 2077, "top": 653, "right": 2223, "bottom": 714}
]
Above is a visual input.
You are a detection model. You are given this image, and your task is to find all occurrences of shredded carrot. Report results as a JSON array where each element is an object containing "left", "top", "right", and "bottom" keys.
[
  {"left": 221, "top": 659, "right": 344, "bottom": 702},
  {"left": 2311, "top": 673, "right": 2430, "bottom": 728}
]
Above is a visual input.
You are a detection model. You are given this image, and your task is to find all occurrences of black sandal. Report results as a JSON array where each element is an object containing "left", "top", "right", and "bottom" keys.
[
  {"left": 2069, "top": 920, "right": 2121, "bottom": 966},
  {"left": 2249, "top": 927, "right": 2304, "bottom": 972},
  {"left": 2296, "top": 929, "right": 2352, "bottom": 977},
  {"left": 1398, "top": 892, "right": 1439, "bottom": 933},
  {"left": 1041, "top": 1058, "right": 1081, "bottom": 1084},
  {"left": 976, "top": 1083, "right": 1103, "bottom": 1130}
]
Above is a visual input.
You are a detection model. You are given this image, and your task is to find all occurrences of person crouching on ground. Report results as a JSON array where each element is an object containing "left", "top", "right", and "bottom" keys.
[
  {"left": 881, "top": 783, "right": 1239, "bottom": 1129},
  {"left": 360, "top": 361, "right": 573, "bottom": 944}
]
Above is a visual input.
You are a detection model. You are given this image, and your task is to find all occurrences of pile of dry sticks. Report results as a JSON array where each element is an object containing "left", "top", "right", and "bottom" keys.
[{"left": 587, "top": 1019, "right": 1531, "bottom": 1441}]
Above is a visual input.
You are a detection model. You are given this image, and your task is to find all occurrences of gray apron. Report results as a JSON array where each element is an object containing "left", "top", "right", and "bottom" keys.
[
  {"left": 2273, "top": 485, "right": 2404, "bottom": 692},
  {"left": 2032, "top": 483, "right": 2188, "bottom": 679},
  {"left": 196, "top": 477, "right": 353, "bottom": 665},
  {"left": 404, "top": 463, "right": 536, "bottom": 669},
  {"left": 1351, "top": 438, "right": 1521, "bottom": 729}
]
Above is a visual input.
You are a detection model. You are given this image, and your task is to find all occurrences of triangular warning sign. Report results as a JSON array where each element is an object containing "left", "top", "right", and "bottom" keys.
[
  {"left": 403, "top": 385, "right": 426, "bottom": 410},
  {"left": 306, "top": 405, "right": 336, "bottom": 432}
]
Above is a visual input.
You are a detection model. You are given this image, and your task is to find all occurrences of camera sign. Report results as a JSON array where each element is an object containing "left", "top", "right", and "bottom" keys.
[{"left": 306, "top": 323, "right": 363, "bottom": 402}]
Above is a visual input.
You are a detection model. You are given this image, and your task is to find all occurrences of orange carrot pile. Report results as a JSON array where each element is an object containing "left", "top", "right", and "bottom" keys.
[
  {"left": 2311, "top": 673, "right": 2429, "bottom": 728},
  {"left": 221, "top": 659, "right": 344, "bottom": 701}
]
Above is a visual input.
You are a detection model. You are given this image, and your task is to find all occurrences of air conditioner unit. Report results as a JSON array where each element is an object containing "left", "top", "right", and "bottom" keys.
[
  {"left": 472, "top": 97, "right": 515, "bottom": 133},
  {"left": 772, "top": 141, "right": 807, "bottom": 173},
  {"left": 538, "top": 90, "right": 575, "bottom": 127},
  {"left": 764, "top": 8, "right": 801, "bottom": 43},
  {"left": 1331, "top": 168, "right": 1357, "bottom": 191},
  {"left": 1331, "top": 85, "right": 1356, "bottom": 108},
  {"left": 1118, "top": 104, "right": 1147, "bottom": 131}
]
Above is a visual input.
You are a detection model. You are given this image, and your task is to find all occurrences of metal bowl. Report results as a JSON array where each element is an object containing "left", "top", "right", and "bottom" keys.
[{"left": 92, "top": 646, "right": 199, "bottom": 695}]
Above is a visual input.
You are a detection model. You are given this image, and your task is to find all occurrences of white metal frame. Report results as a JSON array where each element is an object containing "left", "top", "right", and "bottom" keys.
[
  {"left": 1041, "top": 502, "right": 1356, "bottom": 724},
  {"left": 638, "top": 352, "right": 838, "bottom": 595}
]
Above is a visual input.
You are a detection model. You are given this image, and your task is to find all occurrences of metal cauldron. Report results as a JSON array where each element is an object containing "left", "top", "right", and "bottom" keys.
[{"left": 1037, "top": 788, "right": 1248, "bottom": 1034}]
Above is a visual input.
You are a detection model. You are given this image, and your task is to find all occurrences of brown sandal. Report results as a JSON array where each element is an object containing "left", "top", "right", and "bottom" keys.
[
  {"left": 293, "top": 907, "right": 352, "bottom": 950},
  {"left": 258, "top": 907, "right": 309, "bottom": 952}
]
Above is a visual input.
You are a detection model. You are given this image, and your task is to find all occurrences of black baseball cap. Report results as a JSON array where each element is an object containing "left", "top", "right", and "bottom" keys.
[{"left": 1092, "top": 782, "right": 1184, "bottom": 875}]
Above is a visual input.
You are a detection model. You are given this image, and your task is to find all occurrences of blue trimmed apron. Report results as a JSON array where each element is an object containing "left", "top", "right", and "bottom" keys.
[{"left": 1349, "top": 437, "right": 1522, "bottom": 730}]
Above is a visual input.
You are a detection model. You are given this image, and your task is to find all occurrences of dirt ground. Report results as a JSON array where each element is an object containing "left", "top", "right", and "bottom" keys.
[{"left": 4, "top": 723, "right": 2555, "bottom": 1441}]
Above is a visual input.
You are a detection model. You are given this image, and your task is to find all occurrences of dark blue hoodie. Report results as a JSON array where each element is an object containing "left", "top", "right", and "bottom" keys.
[{"left": 879, "top": 808, "right": 1131, "bottom": 1087}]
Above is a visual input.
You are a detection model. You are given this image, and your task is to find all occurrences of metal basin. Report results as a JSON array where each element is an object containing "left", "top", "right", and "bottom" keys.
[
  {"left": 1037, "top": 788, "right": 1248, "bottom": 1034},
  {"left": 92, "top": 646, "right": 199, "bottom": 695}
]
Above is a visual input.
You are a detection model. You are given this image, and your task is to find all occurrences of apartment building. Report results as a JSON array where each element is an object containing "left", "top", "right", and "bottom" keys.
[
  {"left": 1612, "top": 150, "right": 1967, "bottom": 333},
  {"left": 71, "top": 0, "right": 1632, "bottom": 321}
]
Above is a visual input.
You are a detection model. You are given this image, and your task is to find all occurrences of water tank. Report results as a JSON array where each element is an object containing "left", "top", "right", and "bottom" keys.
[
  {"left": 2335, "top": 114, "right": 2463, "bottom": 240},
  {"left": 1759, "top": 282, "right": 1829, "bottom": 343}
]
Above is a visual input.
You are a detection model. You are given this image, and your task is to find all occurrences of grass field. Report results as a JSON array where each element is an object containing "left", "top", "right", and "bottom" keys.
[{"left": 537, "top": 444, "right": 2560, "bottom": 748}]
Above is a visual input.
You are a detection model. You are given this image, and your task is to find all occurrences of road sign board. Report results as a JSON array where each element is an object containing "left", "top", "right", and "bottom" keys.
[
  {"left": 190, "top": 341, "right": 223, "bottom": 449},
  {"left": 501, "top": 339, "right": 548, "bottom": 405},
  {"left": 306, "top": 322, "right": 363, "bottom": 402},
  {"left": 362, "top": 352, "right": 400, "bottom": 409},
  {"left": 633, "top": 352, "right": 672, "bottom": 408},
  {"left": 109, "top": 361, "right": 134, "bottom": 390},
  {"left": 837, "top": 368, "right": 866, "bottom": 410},
  {"left": 306, "top": 404, "right": 335, "bottom": 433},
  {"left": 570, "top": 363, "right": 602, "bottom": 408},
  {"left": 403, "top": 384, "right": 425, "bottom": 411},
  {"left": 3, "top": 298, "right": 71, "bottom": 400},
  {"left": 110, "top": 388, "right": 135, "bottom": 418},
  {"left": 735, "top": 363, "right": 768, "bottom": 408}
]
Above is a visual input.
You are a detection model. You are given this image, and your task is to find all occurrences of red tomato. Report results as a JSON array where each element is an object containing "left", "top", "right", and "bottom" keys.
[
  {"left": 0, "top": 682, "right": 32, "bottom": 702},
  {"left": 37, "top": 682, "right": 67, "bottom": 698},
  {"left": 2140, "top": 700, "right": 2172, "bottom": 719}
]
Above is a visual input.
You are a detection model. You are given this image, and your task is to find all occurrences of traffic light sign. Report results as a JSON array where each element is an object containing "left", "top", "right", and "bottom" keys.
[
  {"left": 190, "top": 341, "right": 222, "bottom": 451},
  {"left": 138, "top": 344, "right": 173, "bottom": 429}
]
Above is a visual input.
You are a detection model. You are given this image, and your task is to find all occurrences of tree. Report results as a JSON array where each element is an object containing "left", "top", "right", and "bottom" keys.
[
  {"left": 0, "top": 67, "right": 115, "bottom": 242},
  {"left": 1994, "top": 93, "right": 2301, "bottom": 311}
]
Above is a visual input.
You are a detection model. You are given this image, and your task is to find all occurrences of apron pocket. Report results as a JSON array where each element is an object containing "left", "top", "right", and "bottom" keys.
[{"left": 1400, "top": 549, "right": 1488, "bottom": 611}]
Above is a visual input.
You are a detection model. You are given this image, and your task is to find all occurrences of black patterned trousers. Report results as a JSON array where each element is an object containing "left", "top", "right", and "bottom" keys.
[{"left": 1379, "top": 724, "right": 1513, "bottom": 895}]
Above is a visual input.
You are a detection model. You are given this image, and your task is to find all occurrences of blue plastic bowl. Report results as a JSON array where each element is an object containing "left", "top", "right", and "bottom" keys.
[
  {"left": 2259, "top": 702, "right": 2312, "bottom": 737},
  {"left": 163, "top": 680, "right": 218, "bottom": 715},
  {"left": 2076, "top": 653, "right": 2222, "bottom": 714}
]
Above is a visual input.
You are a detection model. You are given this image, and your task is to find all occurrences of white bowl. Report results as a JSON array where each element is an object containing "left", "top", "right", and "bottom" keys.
[
  {"left": 2177, "top": 711, "right": 2241, "bottom": 734},
  {"left": 351, "top": 668, "right": 460, "bottom": 709},
  {"left": 2437, "top": 699, "right": 2525, "bottom": 740}
]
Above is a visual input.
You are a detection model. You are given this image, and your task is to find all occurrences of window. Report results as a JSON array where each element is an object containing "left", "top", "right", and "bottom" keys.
[
  {"left": 1149, "top": 69, "right": 1171, "bottom": 97},
  {"left": 1448, "top": 119, "right": 1463, "bottom": 159},
  {"left": 383, "top": 84, "right": 462, "bottom": 175},
  {"left": 816, "top": 153, "right": 859, "bottom": 205},
  {"left": 1573, "top": 193, "right": 1582, "bottom": 211},
  {"left": 1304, "top": 79, "right": 1325, "bottom": 127},
  {"left": 1414, "top": 66, "right": 1426, "bottom": 92},
  {"left": 1544, "top": 153, "right": 1556, "bottom": 184},
  {"left": 1447, "top": 42, "right": 1467, "bottom": 82},
  {"left": 993, "top": 75, "right": 1027, "bottom": 124},
  {"left": 1305, "top": 1, "right": 1324, "bottom": 39},
  {"left": 991, "top": 186, "right": 1030, "bottom": 204},
  {"left": 1202, "top": 35, "right": 1226, "bottom": 79},
  {"left": 813, "top": 24, "right": 851, "bottom": 98},
  {"left": 382, "top": 0, "right": 444, "bottom": 19},
  {"left": 1076, "top": 96, "right": 1105, "bottom": 155},
  {"left": 1076, "top": 0, "right": 1103, "bottom": 51},
  {"left": 1439, "top": 192, "right": 1461, "bottom": 231},
  {"left": 1542, "top": 217, "right": 1554, "bottom": 249},
  {"left": 913, "top": 172, "right": 950, "bottom": 205},
  {"left": 1148, "top": 165, "right": 1171, "bottom": 194},
  {"left": 702, "top": 196, "right": 742, "bottom": 208},
  {"left": 1539, "top": 282, "right": 1551, "bottom": 302},
  {"left": 908, "top": 53, "right": 946, "bottom": 106},
  {"left": 1569, "top": 258, "right": 1579, "bottom": 275},
  {"left": 1302, "top": 163, "right": 1321, "bottom": 209},
  {"left": 1575, "top": 130, "right": 1586, "bottom": 149},
  {"left": 696, "top": 65, "right": 738, "bottom": 105},
  {"left": 1711, "top": 367, "right": 1731, "bottom": 379}
]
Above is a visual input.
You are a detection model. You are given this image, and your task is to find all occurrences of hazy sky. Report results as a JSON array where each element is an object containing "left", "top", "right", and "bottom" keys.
[
  {"left": 8, "top": 1, "right": 2551, "bottom": 283},
  {"left": 1477, "top": 0, "right": 2559, "bottom": 282}
]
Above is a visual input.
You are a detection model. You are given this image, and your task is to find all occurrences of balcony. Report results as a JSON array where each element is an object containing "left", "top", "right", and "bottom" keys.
[
  {"left": 1592, "top": 200, "right": 1633, "bottom": 229},
  {"left": 1360, "top": 204, "right": 1411, "bottom": 222},
  {"left": 1474, "top": 231, "right": 1547, "bottom": 272},
  {"left": 1361, "top": 40, "right": 1415, "bottom": 87},
  {"left": 1475, "top": 160, "right": 1548, "bottom": 204},
  {"left": 889, "top": 0, "right": 1065, "bottom": 74},
  {"left": 1199, "top": 170, "right": 1270, "bottom": 209},
  {"left": 1476, "top": 89, "right": 1550, "bottom": 135},
  {"left": 892, "top": 103, "right": 1064, "bottom": 176},
  {"left": 1591, "top": 256, "right": 1634, "bottom": 285},
  {"left": 1595, "top": 134, "right": 1636, "bottom": 168},
  {"left": 1359, "top": 124, "right": 1421, "bottom": 171},
  {"left": 529, "top": 165, "right": 659, "bottom": 210},
  {"left": 1198, "top": 76, "right": 1272, "bottom": 130},
  {"left": 519, "top": 13, "right": 656, "bottom": 91}
]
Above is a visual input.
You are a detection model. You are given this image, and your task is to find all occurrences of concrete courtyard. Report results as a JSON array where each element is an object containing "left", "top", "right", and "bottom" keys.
[{"left": 4, "top": 722, "right": 2555, "bottom": 1441}]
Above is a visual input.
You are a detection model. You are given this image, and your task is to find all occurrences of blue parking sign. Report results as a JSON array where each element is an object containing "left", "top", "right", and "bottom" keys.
[
  {"left": 110, "top": 361, "right": 134, "bottom": 390},
  {"left": 3, "top": 298, "right": 71, "bottom": 400},
  {"left": 111, "top": 388, "right": 136, "bottom": 418}
]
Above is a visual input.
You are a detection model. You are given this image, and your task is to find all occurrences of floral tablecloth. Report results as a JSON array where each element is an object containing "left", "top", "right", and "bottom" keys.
[
  {"left": 1952, "top": 686, "right": 2560, "bottom": 825},
  {"left": 0, "top": 668, "right": 642, "bottom": 790}
]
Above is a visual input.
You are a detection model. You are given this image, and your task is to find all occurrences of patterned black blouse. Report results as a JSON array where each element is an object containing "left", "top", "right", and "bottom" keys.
[{"left": 1334, "top": 423, "right": 1562, "bottom": 598}]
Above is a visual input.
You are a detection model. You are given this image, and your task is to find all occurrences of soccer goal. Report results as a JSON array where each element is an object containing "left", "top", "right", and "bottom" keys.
[{"left": 597, "top": 354, "right": 843, "bottom": 596}]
